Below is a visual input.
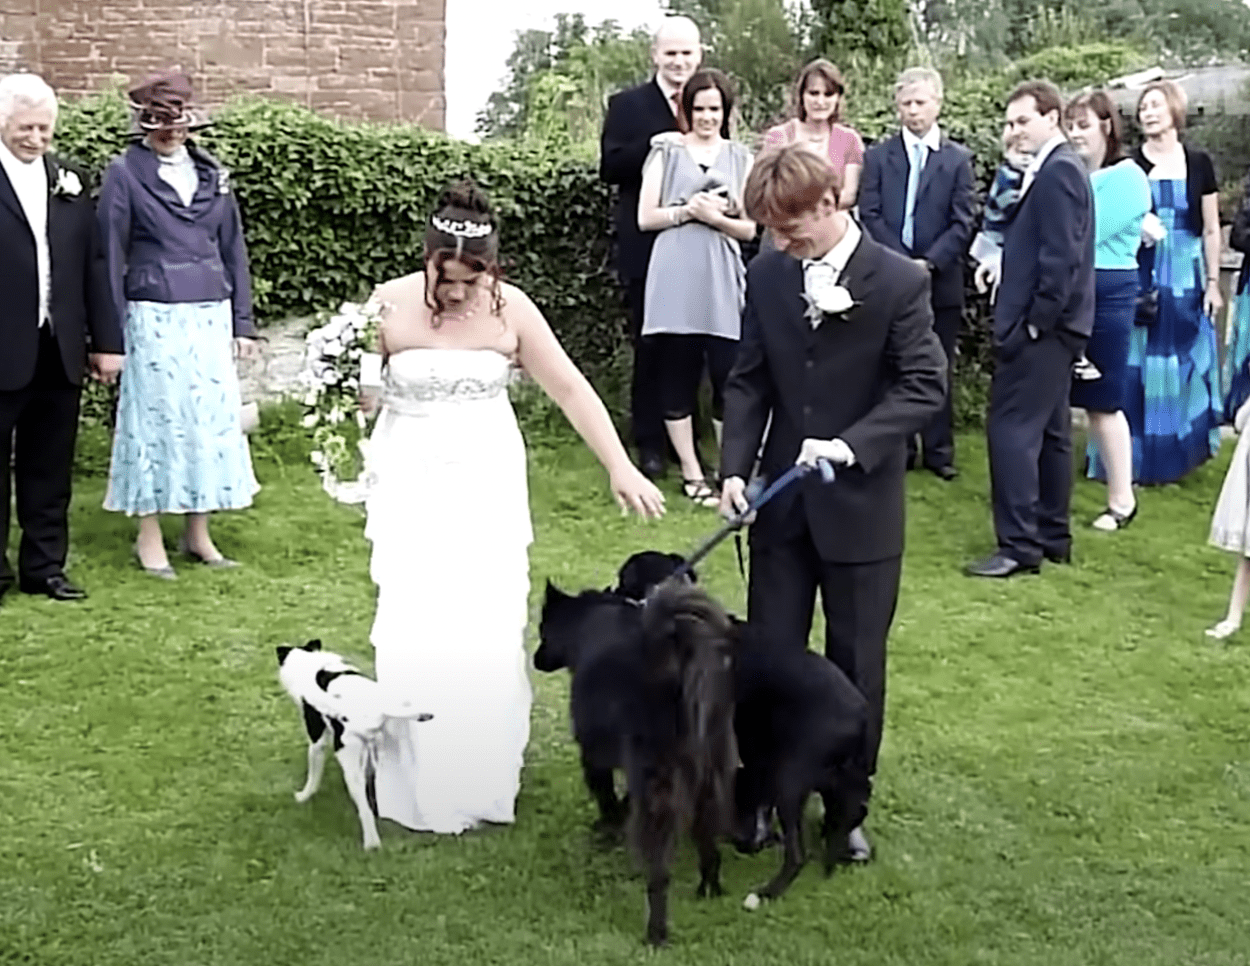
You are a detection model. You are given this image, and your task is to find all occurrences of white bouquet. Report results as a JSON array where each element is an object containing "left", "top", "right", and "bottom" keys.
[{"left": 299, "top": 297, "right": 388, "bottom": 503}]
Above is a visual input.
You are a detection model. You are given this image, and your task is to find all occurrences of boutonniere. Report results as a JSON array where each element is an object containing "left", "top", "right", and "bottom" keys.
[
  {"left": 218, "top": 168, "right": 231, "bottom": 195},
  {"left": 802, "top": 283, "right": 857, "bottom": 328},
  {"left": 52, "top": 168, "right": 82, "bottom": 198}
]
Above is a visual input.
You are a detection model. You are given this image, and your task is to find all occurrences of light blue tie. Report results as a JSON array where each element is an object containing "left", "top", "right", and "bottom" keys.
[{"left": 902, "top": 141, "right": 925, "bottom": 251}]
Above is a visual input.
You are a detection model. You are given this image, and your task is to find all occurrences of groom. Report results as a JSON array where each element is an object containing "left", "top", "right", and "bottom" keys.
[
  {"left": 719, "top": 144, "right": 946, "bottom": 859},
  {"left": 0, "top": 73, "right": 121, "bottom": 605}
]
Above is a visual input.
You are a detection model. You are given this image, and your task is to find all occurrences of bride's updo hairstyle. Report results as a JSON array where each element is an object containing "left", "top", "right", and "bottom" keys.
[{"left": 423, "top": 180, "right": 505, "bottom": 324}]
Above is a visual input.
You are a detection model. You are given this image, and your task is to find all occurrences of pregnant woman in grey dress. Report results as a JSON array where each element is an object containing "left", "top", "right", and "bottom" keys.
[{"left": 638, "top": 68, "right": 755, "bottom": 506}]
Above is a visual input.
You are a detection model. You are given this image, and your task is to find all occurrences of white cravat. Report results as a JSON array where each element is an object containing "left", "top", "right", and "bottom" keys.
[
  {"left": 0, "top": 140, "right": 51, "bottom": 327},
  {"left": 802, "top": 218, "right": 861, "bottom": 327}
]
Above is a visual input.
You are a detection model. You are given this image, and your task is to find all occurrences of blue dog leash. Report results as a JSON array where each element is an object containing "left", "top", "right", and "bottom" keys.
[{"left": 672, "top": 459, "right": 836, "bottom": 580}]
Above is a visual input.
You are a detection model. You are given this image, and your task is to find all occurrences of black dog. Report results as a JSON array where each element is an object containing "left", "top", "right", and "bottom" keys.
[
  {"left": 614, "top": 550, "right": 692, "bottom": 600},
  {"left": 612, "top": 551, "right": 871, "bottom": 902},
  {"left": 534, "top": 580, "right": 737, "bottom": 946}
]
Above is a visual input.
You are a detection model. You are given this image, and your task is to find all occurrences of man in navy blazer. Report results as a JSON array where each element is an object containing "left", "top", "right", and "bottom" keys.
[
  {"left": 599, "top": 16, "right": 701, "bottom": 479},
  {"left": 860, "top": 66, "right": 976, "bottom": 480},
  {"left": 966, "top": 80, "right": 1094, "bottom": 578}
]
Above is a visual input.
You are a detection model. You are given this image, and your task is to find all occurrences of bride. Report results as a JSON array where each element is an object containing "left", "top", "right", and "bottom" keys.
[{"left": 363, "top": 181, "right": 665, "bottom": 834}]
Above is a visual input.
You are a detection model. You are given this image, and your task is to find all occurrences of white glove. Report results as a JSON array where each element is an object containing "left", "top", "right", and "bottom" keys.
[
  {"left": 796, "top": 437, "right": 855, "bottom": 468},
  {"left": 1235, "top": 399, "right": 1250, "bottom": 434}
]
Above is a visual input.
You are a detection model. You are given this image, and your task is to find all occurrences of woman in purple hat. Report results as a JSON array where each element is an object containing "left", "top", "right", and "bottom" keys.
[{"left": 98, "top": 71, "right": 259, "bottom": 578}]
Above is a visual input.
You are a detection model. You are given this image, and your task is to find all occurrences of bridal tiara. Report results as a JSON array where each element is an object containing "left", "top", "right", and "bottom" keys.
[{"left": 431, "top": 215, "right": 494, "bottom": 239}]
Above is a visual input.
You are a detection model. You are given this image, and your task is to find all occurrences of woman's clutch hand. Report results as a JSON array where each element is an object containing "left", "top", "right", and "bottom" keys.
[{"left": 234, "top": 337, "right": 260, "bottom": 360}]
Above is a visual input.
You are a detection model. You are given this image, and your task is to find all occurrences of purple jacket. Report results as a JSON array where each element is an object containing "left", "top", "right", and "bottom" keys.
[{"left": 97, "top": 141, "right": 257, "bottom": 337}]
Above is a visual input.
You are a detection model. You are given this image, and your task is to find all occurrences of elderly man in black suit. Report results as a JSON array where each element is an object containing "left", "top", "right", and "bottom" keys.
[
  {"left": 859, "top": 66, "right": 976, "bottom": 480},
  {"left": 0, "top": 73, "right": 121, "bottom": 605},
  {"left": 966, "top": 80, "right": 1095, "bottom": 578},
  {"left": 720, "top": 144, "right": 947, "bottom": 861},
  {"left": 599, "top": 15, "right": 702, "bottom": 479}
]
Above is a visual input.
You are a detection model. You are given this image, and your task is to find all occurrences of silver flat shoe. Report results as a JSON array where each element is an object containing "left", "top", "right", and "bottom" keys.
[
  {"left": 178, "top": 536, "right": 239, "bottom": 568},
  {"left": 133, "top": 544, "right": 177, "bottom": 580}
]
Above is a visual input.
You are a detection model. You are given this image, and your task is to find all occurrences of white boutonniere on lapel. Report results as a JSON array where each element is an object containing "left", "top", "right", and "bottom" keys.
[
  {"left": 802, "top": 262, "right": 857, "bottom": 328},
  {"left": 218, "top": 168, "right": 231, "bottom": 195},
  {"left": 52, "top": 168, "right": 83, "bottom": 198}
]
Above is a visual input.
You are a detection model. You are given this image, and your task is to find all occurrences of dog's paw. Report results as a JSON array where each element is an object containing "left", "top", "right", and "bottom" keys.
[
  {"left": 743, "top": 892, "right": 761, "bottom": 911},
  {"left": 362, "top": 833, "right": 381, "bottom": 850},
  {"left": 696, "top": 878, "right": 724, "bottom": 899},
  {"left": 293, "top": 789, "right": 314, "bottom": 804}
]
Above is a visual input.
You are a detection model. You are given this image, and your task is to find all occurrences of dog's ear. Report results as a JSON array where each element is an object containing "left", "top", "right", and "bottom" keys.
[
  {"left": 544, "top": 580, "right": 567, "bottom": 603},
  {"left": 276, "top": 645, "right": 292, "bottom": 664},
  {"left": 303, "top": 639, "right": 323, "bottom": 652}
]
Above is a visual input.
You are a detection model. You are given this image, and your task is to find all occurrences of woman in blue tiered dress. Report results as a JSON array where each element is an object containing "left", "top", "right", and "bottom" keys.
[
  {"left": 1224, "top": 169, "right": 1250, "bottom": 420},
  {"left": 1122, "top": 80, "right": 1224, "bottom": 485}
]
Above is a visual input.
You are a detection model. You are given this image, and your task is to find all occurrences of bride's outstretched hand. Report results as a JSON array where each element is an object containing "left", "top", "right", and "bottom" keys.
[{"left": 611, "top": 465, "right": 666, "bottom": 519}]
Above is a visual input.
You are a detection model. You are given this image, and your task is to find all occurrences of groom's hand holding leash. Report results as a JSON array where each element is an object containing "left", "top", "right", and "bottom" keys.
[
  {"left": 719, "top": 476, "right": 755, "bottom": 524},
  {"left": 796, "top": 437, "right": 856, "bottom": 468}
]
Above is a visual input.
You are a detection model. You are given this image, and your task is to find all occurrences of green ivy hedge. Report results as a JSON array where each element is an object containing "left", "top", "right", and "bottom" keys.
[{"left": 54, "top": 91, "right": 629, "bottom": 398}]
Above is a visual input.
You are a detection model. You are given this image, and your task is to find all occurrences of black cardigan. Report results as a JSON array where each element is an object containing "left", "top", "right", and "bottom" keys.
[{"left": 1131, "top": 142, "right": 1218, "bottom": 236}]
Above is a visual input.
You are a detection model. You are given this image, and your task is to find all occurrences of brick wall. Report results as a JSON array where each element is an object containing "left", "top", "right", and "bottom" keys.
[{"left": 0, "top": 0, "right": 445, "bottom": 128}]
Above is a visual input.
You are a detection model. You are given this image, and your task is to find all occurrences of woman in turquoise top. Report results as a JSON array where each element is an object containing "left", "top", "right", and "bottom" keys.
[
  {"left": 1065, "top": 91, "right": 1152, "bottom": 529},
  {"left": 1122, "top": 80, "right": 1223, "bottom": 485}
]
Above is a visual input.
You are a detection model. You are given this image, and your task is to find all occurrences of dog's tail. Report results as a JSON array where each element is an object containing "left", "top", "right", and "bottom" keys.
[{"left": 641, "top": 582, "right": 737, "bottom": 821}]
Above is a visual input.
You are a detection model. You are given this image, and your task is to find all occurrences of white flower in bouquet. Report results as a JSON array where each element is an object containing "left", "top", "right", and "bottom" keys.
[{"left": 299, "top": 295, "right": 390, "bottom": 505}]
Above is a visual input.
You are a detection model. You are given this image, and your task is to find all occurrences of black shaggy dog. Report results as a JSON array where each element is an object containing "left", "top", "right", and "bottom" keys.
[
  {"left": 613, "top": 551, "right": 872, "bottom": 902},
  {"left": 534, "top": 580, "right": 737, "bottom": 946}
]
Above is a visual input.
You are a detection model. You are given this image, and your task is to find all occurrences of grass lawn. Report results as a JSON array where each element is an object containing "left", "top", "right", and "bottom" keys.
[{"left": 3, "top": 417, "right": 1249, "bottom": 965}]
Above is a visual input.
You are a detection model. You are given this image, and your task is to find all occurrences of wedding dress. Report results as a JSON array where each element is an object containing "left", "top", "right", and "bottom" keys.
[{"left": 365, "top": 348, "right": 533, "bottom": 834}]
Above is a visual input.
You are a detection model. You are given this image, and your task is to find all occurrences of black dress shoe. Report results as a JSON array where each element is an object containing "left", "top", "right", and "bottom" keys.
[
  {"left": 964, "top": 552, "right": 1039, "bottom": 578},
  {"left": 1044, "top": 546, "right": 1072, "bottom": 564},
  {"left": 926, "top": 464, "right": 959, "bottom": 481},
  {"left": 20, "top": 573, "right": 88, "bottom": 601},
  {"left": 639, "top": 451, "right": 666, "bottom": 480}
]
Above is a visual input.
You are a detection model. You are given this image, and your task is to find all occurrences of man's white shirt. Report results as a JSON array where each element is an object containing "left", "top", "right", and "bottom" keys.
[
  {"left": 0, "top": 140, "right": 51, "bottom": 327},
  {"left": 1019, "top": 133, "right": 1066, "bottom": 197}
]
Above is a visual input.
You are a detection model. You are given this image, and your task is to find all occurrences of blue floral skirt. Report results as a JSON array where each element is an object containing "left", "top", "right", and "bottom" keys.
[{"left": 104, "top": 300, "right": 259, "bottom": 516}]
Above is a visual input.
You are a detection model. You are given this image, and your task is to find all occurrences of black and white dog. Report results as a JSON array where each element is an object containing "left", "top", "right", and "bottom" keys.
[{"left": 275, "top": 639, "right": 432, "bottom": 849}]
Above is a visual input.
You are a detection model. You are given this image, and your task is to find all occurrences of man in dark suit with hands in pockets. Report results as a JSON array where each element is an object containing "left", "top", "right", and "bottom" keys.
[
  {"left": 965, "top": 80, "right": 1094, "bottom": 579},
  {"left": 719, "top": 144, "right": 947, "bottom": 861},
  {"left": 599, "top": 15, "right": 702, "bottom": 480}
]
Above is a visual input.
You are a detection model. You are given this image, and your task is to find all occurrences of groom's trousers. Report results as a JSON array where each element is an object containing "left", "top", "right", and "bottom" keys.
[
  {"left": 0, "top": 324, "right": 81, "bottom": 590},
  {"left": 747, "top": 523, "right": 901, "bottom": 781}
]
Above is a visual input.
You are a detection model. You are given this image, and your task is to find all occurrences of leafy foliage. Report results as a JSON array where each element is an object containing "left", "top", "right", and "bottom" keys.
[
  {"left": 53, "top": 93, "right": 629, "bottom": 395},
  {"left": 475, "top": 14, "right": 652, "bottom": 148}
]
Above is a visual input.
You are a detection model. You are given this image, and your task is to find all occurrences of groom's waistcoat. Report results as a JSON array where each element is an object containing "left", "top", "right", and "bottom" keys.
[{"left": 721, "top": 241, "right": 947, "bottom": 563}]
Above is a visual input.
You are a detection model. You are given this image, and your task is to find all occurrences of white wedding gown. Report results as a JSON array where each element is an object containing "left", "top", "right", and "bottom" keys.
[{"left": 366, "top": 348, "right": 533, "bottom": 834}]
